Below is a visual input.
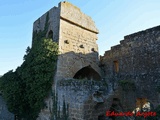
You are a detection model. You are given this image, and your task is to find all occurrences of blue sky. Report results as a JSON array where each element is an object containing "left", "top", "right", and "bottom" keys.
[{"left": 1, "top": 0, "right": 160, "bottom": 75}]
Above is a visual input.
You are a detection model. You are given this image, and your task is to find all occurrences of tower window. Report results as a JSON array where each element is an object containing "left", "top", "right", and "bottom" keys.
[{"left": 48, "top": 30, "right": 53, "bottom": 39}]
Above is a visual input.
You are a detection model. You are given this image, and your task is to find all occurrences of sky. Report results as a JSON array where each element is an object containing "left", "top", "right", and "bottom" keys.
[{"left": 0, "top": 0, "right": 160, "bottom": 75}]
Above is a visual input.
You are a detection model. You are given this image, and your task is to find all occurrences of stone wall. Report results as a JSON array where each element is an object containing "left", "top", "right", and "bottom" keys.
[
  {"left": 57, "top": 79, "right": 107, "bottom": 120},
  {"left": 100, "top": 25, "right": 160, "bottom": 110},
  {"left": 56, "top": 79, "right": 138, "bottom": 120}
]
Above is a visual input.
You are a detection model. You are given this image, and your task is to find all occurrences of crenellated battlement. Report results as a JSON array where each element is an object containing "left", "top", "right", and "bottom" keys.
[
  {"left": 101, "top": 24, "right": 160, "bottom": 111},
  {"left": 102, "top": 25, "right": 160, "bottom": 58},
  {"left": 124, "top": 25, "right": 160, "bottom": 40}
]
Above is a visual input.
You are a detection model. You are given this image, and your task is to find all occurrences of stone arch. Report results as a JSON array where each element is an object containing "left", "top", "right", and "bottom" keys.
[
  {"left": 73, "top": 66, "right": 101, "bottom": 81},
  {"left": 69, "top": 57, "right": 102, "bottom": 80}
]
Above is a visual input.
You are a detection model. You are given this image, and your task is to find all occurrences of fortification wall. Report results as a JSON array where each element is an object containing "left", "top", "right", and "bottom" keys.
[
  {"left": 101, "top": 25, "right": 160, "bottom": 108},
  {"left": 56, "top": 79, "right": 107, "bottom": 120}
]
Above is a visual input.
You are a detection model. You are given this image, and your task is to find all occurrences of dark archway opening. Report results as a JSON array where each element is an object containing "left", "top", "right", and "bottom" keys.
[
  {"left": 48, "top": 30, "right": 53, "bottom": 39},
  {"left": 73, "top": 66, "right": 101, "bottom": 81}
]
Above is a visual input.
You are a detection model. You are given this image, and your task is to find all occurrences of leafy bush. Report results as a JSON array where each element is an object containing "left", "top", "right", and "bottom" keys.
[{"left": 0, "top": 38, "right": 58, "bottom": 119}]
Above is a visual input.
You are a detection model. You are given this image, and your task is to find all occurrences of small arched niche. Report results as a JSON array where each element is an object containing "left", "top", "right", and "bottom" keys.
[
  {"left": 48, "top": 30, "right": 53, "bottom": 39},
  {"left": 73, "top": 66, "right": 101, "bottom": 81}
]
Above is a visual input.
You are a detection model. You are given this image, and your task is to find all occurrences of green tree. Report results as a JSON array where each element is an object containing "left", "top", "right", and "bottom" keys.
[
  {"left": 0, "top": 38, "right": 58, "bottom": 119},
  {"left": 0, "top": 11, "right": 59, "bottom": 119}
]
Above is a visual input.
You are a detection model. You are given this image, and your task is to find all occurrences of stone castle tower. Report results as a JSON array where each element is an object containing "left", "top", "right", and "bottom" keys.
[
  {"left": 33, "top": 2, "right": 104, "bottom": 120},
  {"left": 33, "top": 1, "right": 101, "bottom": 83}
]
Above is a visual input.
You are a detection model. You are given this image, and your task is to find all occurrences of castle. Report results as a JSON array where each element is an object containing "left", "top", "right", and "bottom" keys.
[
  {"left": 0, "top": 1, "right": 160, "bottom": 120},
  {"left": 33, "top": 1, "right": 160, "bottom": 120}
]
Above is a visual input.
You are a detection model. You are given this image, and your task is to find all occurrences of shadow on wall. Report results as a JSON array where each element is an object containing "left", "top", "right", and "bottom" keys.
[
  {"left": 43, "top": 25, "right": 101, "bottom": 81},
  {"left": 73, "top": 66, "right": 101, "bottom": 80},
  {"left": 56, "top": 50, "right": 102, "bottom": 81}
]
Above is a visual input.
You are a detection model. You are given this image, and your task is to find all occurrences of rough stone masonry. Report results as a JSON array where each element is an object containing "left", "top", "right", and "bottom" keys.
[
  {"left": 33, "top": 1, "right": 160, "bottom": 120},
  {"left": 0, "top": 1, "right": 154, "bottom": 120}
]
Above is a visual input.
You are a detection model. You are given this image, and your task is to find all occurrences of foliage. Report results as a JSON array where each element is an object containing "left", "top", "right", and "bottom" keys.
[
  {"left": 118, "top": 80, "right": 136, "bottom": 91},
  {"left": 0, "top": 12, "right": 59, "bottom": 119},
  {"left": 0, "top": 38, "right": 58, "bottom": 119},
  {"left": 0, "top": 70, "right": 25, "bottom": 117}
]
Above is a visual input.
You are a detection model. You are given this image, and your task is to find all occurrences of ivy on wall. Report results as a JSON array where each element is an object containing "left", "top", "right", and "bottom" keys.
[
  {"left": 0, "top": 12, "right": 59, "bottom": 119},
  {"left": 51, "top": 91, "right": 69, "bottom": 120}
]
